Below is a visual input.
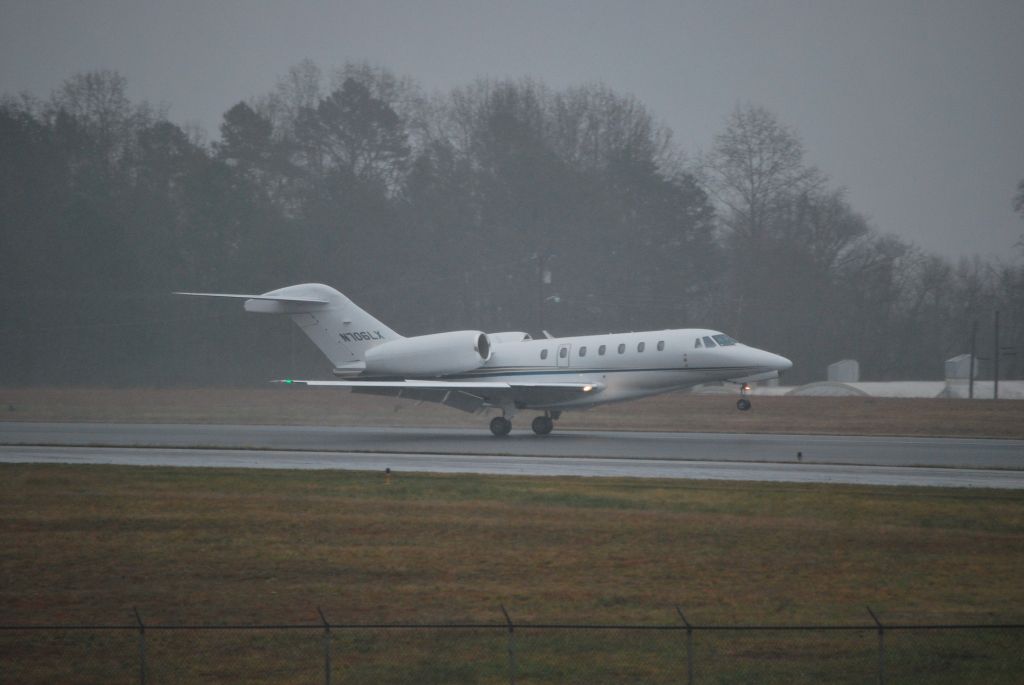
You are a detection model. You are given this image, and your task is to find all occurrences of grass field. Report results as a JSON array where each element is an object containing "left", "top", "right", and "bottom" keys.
[
  {"left": 5, "top": 464, "right": 1022, "bottom": 625},
  {"left": 2, "top": 388, "right": 1023, "bottom": 681},
  {"left": 3, "top": 385, "right": 1024, "bottom": 438},
  {"left": 2, "top": 464, "right": 1023, "bottom": 681}
]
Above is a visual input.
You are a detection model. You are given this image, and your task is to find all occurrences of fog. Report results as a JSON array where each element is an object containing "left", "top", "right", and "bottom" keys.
[
  {"left": 0, "top": 2, "right": 1022, "bottom": 387},
  {"left": 3, "top": 1, "right": 1022, "bottom": 258}
]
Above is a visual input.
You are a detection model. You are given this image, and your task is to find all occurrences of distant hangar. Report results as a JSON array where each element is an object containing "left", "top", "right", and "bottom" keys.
[{"left": 699, "top": 355, "right": 1024, "bottom": 399}]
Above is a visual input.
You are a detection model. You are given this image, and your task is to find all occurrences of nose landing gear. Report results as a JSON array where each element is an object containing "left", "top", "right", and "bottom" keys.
[{"left": 736, "top": 383, "right": 752, "bottom": 411}]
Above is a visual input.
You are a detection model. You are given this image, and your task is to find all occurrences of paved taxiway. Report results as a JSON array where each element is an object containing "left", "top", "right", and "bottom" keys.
[{"left": 1, "top": 422, "right": 1022, "bottom": 489}]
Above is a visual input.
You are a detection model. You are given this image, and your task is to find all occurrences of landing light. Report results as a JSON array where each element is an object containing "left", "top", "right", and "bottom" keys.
[
  {"left": 582, "top": 385, "right": 593, "bottom": 392},
  {"left": 741, "top": 383, "right": 750, "bottom": 392}
]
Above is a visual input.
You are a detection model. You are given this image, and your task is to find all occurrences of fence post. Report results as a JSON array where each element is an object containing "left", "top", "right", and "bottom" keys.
[
  {"left": 133, "top": 607, "right": 146, "bottom": 685},
  {"left": 676, "top": 606, "right": 694, "bottom": 685},
  {"left": 867, "top": 606, "right": 885, "bottom": 685},
  {"left": 318, "top": 607, "right": 331, "bottom": 685},
  {"left": 500, "top": 605, "right": 516, "bottom": 685}
]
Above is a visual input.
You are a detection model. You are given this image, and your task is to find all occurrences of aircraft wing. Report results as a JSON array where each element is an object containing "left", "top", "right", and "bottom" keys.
[{"left": 274, "top": 378, "right": 602, "bottom": 413}]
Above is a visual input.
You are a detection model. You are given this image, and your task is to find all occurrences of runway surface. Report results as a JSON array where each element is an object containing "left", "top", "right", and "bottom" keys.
[{"left": 2, "top": 422, "right": 1023, "bottom": 489}]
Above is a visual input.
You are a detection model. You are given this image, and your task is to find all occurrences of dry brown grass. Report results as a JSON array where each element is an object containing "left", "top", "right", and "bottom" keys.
[
  {"left": 4, "top": 463, "right": 1024, "bottom": 682},
  {"left": 3, "top": 464, "right": 1022, "bottom": 627},
  {"left": 2, "top": 386, "right": 1024, "bottom": 438}
]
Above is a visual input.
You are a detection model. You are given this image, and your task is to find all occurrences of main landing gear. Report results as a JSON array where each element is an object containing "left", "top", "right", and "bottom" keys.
[
  {"left": 489, "top": 416, "right": 512, "bottom": 437},
  {"left": 736, "top": 383, "right": 752, "bottom": 411},
  {"left": 489, "top": 411, "right": 561, "bottom": 436},
  {"left": 531, "top": 415, "right": 554, "bottom": 435}
]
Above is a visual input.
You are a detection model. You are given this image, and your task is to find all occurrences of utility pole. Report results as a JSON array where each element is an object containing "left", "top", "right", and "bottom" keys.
[
  {"left": 969, "top": 320, "right": 976, "bottom": 399},
  {"left": 993, "top": 310, "right": 1000, "bottom": 400}
]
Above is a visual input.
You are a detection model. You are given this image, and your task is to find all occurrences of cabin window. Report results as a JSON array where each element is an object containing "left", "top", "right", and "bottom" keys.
[
  {"left": 617, "top": 343, "right": 626, "bottom": 354},
  {"left": 559, "top": 347, "right": 568, "bottom": 359},
  {"left": 540, "top": 349, "right": 548, "bottom": 360},
  {"left": 657, "top": 340, "right": 665, "bottom": 351},
  {"left": 579, "top": 346, "right": 587, "bottom": 357},
  {"left": 694, "top": 338, "right": 702, "bottom": 348},
  {"left": 638, "top": 342, "right": 646, "bottom": 353},
  {"left": 713, "top": 334, "right": 737, "bottom": 346},
  {"left": 598, "top": 345, "right": 606, "bottom": 355},
  {"left": 703, "top": 336, "right": 717, "bottom": 348}
]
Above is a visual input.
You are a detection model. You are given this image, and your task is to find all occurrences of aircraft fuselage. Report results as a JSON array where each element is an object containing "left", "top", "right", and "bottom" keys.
[{"left": 427, "top": 328, "right": 789, "bottom": 409}]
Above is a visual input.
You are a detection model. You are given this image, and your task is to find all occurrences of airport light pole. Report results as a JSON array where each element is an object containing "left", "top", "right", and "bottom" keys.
[{"left": 535, "top": 252, "right": 553, "bottom": 335}]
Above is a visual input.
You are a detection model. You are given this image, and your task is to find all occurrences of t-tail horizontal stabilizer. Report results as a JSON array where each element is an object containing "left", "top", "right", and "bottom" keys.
[
  {"left": 173, "top": 291, "right": 330, "bottom": 305},
  {"left": 173, "top": 283, "right": 400, "bottom": 367}
]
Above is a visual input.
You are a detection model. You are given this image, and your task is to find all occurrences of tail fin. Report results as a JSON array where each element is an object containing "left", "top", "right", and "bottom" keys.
[{"left": 175, "top": 284, "right": 400, "bottom": 368}]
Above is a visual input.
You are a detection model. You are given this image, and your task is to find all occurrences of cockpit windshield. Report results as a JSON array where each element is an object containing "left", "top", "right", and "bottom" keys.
[{"left": 697, "top": 333, "right": 741, "bottom": 348}]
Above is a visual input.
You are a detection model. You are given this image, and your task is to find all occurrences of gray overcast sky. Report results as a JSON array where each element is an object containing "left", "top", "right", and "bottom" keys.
[{"left": 2, "top": 0, "right": 1022, "bottom": 259}]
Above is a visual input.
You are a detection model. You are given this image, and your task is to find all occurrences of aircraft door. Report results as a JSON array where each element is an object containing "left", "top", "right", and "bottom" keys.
[{"left": 557, "top": 343, "right": 572, "bottom": 368}]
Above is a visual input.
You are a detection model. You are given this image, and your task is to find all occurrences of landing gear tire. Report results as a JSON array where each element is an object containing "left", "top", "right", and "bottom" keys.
[
  {"left": 531, "top": 415, "right": 554, "bottom": 436},
  {"left": 490, "top": 416, "right": 512, "bottom": 437},
  {"left": 736, "top": 398, "right": 752, "bottom": 411}
]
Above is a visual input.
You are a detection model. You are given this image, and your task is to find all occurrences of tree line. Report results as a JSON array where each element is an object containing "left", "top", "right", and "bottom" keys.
[{"left": 1, "top": 62, "right": 1021, "bottom": 386}]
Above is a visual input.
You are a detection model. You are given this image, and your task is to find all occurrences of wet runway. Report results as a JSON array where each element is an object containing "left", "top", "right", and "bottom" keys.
[{"left": 2, "top": 422, "right": 1022, "bottom": 489}]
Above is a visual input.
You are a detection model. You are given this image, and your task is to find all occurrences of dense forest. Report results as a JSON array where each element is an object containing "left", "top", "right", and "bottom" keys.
[{"left": 2, "top": 62, "right": 1022, "bottom": 386}]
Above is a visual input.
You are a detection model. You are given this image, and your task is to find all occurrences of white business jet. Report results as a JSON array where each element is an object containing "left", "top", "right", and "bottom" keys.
[{"left": 176, "top": 283, "right": 792, "bottom": 436}]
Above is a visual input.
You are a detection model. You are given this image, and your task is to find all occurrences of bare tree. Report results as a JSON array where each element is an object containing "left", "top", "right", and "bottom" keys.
[
  {"left": 49, "top": 70, "right": 157, "bottom": 168},
  {"left": 700, "top": 105, "right": 826, "bottom": 344},
  {"left": 701, "top": 104, "right": 824, "bottom": 242},
  {"left": 256, "top": 58, "right": 323, "bottom": 138},
  {"left": 1015, "top": 178, "right": 1024, "bottom": 253},
  {"left": 333, "top": 62, "right": 430, "bottom": 155},
  {"left": 293, "top": 78, "right": 410, "bottom": 190}
]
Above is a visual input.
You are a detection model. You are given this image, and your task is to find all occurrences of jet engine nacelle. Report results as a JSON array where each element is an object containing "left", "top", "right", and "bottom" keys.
[
  {"left": 363, "top": 330, "right": 492, "bottom": 376},
  {"left": 488, "top": 331, "right": 532, "bottom": 343}
]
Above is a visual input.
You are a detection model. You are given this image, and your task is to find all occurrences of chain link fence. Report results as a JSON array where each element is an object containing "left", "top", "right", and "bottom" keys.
[{"left": 2, "top": 609, "right": 1023, "bottom": 684}]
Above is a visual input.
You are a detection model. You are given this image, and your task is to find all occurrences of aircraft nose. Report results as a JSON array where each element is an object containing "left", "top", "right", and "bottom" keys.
[{"left": 746, "top": 348, "right": 792, "bottom": 372}]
